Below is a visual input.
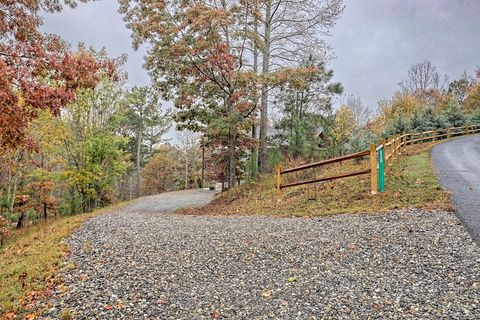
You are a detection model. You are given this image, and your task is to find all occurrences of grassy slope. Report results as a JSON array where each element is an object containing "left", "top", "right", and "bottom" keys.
[
  {"left": 184, "top": 142, "right": 451, "bottom": 217},
  {"left": 0, "top": 202, "right": 130, "bottom": 316}
]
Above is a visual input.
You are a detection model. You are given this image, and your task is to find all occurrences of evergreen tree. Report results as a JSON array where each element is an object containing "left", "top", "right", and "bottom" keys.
[
  {"left": 441, "top": 98, "right": 466, "bottom": 127},
  {"left": 274, "top": 55, "right": 343, "bottom": 159}
]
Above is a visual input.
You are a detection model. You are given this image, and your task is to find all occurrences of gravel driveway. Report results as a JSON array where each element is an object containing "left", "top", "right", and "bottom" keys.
[
  {"left": 432, "top": 135, "right": 480, "bottom": 243},
  {"left": 40, "top": 190, "right": 480, "bottom": 319}
]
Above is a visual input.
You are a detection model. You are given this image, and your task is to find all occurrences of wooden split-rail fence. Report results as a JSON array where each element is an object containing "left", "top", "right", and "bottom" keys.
[{"left": 276, "top": 123, "right": 480, "bottom": 194}]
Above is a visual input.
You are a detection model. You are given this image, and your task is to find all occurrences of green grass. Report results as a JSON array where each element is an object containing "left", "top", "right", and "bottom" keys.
[
  {"left": 0, "top": 201, "right": 130, "bottom": 317},
  {"left": 184, "top": 142, "right": 451, "bottom": 217}
]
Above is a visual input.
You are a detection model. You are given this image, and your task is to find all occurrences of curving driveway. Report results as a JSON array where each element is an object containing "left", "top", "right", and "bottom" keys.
[
  {"left": 431, "top": 135, "right": 480, "bottom": 243},
  {"left": 39, "top": 189, "right": 480, "bottom": 319}
]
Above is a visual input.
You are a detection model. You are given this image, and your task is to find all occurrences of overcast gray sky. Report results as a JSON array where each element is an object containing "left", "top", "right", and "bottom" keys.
[
  {"left": 42, "top": 0, "right": 480, "bottom": 111},
  {"left": 329, "top": 0, "right": 480, "bottom": 109}
]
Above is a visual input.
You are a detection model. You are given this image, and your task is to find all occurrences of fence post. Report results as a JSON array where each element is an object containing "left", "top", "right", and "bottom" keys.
[
  {"left": 420, "top": 131, "right": 424, "bottom": 143},
  {"left": 447, "top": 127, "right": 450, "bottom": 139},
  {"left": 383, "top": 139, "right": 387, "bottom": 164},
  {"left": 410, "top": 132, "right": 414, "bottom": 145},
  {"left": 276, "top": 165, "right": 282, "bottom": 192},
  {"left": 397, "top": 135, "right": 401, "bottom": 156},
  {"left": 391, "top": 137, "right": 396, "bottom": 158},
  {"left": 370, "top": 143, "right": 378, "bottom": 195},
  {"left": 466, "top": 125, "right": 469, "bottom": 135},
  {"left": 433, "top": 129, "right": 437, "bottom": 141},
  {"left": 392, "top": 137, "right": 395, "bottom": 157},
  {"left": 400, "top": 132, "right": 406, "bottom": 154},
  {"left": 395, "top": 136, "right": 399, "bottom": 157}
]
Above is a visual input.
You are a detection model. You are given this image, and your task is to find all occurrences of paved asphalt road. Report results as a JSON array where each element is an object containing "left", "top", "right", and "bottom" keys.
[{"left": 432, "top": 135, "right": 480, "bottom": 243}]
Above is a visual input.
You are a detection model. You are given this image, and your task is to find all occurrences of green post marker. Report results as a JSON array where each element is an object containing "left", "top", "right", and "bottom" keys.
[{"left": 377, "top": 146, "right": 385, "bottom": 192}]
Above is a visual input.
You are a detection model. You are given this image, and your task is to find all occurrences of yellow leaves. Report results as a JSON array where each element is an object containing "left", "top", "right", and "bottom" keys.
[
  {"left": 66, "top": 262, "right": 77, "bottom": 271},
  {"left": 29, "top": 110, "right": 68, "bottom": 153},
  {"left": 377, "top": 91, "right": 422, "bottom": 125},
  {"left": 59, "top": 309, "right": 73, "bottom": 320},
  {"left": 332, "top": 105, "right": 356, "bottom": 143},
  {"left": 465, "top": 84, "right": 480, "bottom": 113},
  {"left": 287, "top": 276, "right": 297, "bottom": 283},
  {"left": 25, "top": 314, "right": 36, "bottom": 320},
  {"left": 261, "top": 289, "right": 272, "bottom": 298},
  {"left": 268, "top": 67, "right": 319, "bottom": 90}
]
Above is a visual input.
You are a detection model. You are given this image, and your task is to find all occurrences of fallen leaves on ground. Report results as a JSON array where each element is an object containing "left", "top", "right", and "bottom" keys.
[
  {"left": 261, "top": 289, "right": 272, "bottom": 298},
  {"left": 4, "top": 312, "right": 16, "bottom": 320},
  {"left": 211, "top": 310, "right": 222, "bottom": 318},
  {"left": 157, "top": 298, "right": 169, "bottom": 305}
]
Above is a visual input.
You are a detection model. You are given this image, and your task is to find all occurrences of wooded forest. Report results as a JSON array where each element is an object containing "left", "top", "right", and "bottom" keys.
[{"left": 1, "top": 0, "right": 480, "bottom": 242}]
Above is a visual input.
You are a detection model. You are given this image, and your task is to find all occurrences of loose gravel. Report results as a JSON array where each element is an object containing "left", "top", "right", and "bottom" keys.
[{"left": 40, "top": 190, "right": 480, "bottom": 319}]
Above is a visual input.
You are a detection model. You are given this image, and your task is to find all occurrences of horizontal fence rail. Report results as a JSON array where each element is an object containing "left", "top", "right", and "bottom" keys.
[
  {"left": 276, "top": 147, "right": 377, "bottom": 194},
  {"left": 382, "top": 124, "right": 480, "bottom": 164},
  {"left": 276, "top": 123, "right": 480, "bottom": 194},
  {"left": 281, "top": 150, "right": 370, "bottom": 174},
  {"left": 280, "top": 168, "right": 371, "bottom": 189}
]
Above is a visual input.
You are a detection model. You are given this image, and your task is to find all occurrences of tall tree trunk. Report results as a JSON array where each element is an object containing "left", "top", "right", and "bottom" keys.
[
  {"left": 259, "top": 1, "right": 271, "bottom": 174},
  {"left": 251, "top": 10, "right": 260, "bottom": 180},
  {"left": 185, "top": 154, "right": 188, "bottom": 190},
  {"left": 129, "top": 173, "right": 133, "bottom": 200},
  {"left": 10, "top": 176, "right": 17, "bottom": 213},
  {"left": 228, "top": 127, "right": 236, "bottom": 188},
  {"left": 227, "top": 100, "right": 237, "bottom": 188},
  {"left": 70, "top": 187, "right": 75, "bottom": 215},
  {"left": 16, "top": 212, "right": 24, "bottom": 229},
  {"left": 6, "top": 165, "right": 12, "bottom": 211},
  {"left": 136, "top": 128, "right": 142, "bottom": 198},
  {"left": 201, "top": 145, "right": 205, "bottom": 188}
]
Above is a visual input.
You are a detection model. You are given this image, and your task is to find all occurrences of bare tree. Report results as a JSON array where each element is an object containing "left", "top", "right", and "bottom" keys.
[
  {"left": 399, "top": 60, "right": 449, "bottom": 93},
  {"left": 177, "top": 131, "right": 200, "bottom": 190},
  {"left": 256, "top": 0, "right": 344, "bottom": 173},
  {"left": 344, "top": 95, "right": 371, "bottom": 127}
]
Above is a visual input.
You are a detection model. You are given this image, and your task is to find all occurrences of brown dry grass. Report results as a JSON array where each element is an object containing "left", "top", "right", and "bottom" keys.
[{"left": 0, "top": 201, "right": 131, "bottom": 317}]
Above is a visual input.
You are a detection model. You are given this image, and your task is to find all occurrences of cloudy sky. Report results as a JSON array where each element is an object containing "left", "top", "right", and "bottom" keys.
[{"left": 42, "top": 0, "right": 480, "bottom": 111}]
